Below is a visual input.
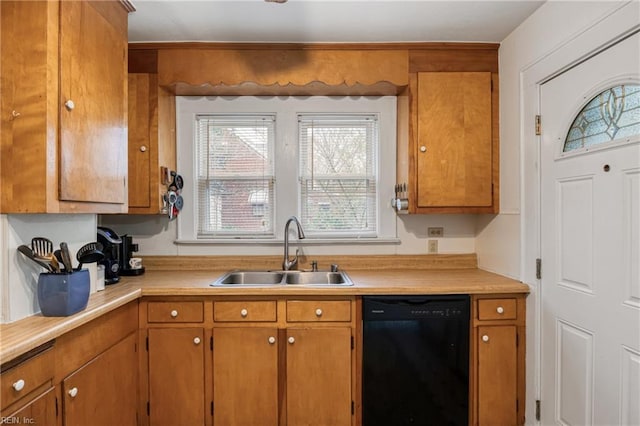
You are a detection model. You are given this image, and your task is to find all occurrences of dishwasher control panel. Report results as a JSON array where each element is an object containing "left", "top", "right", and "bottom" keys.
[{"left": 363, "top": 295, "right": 469, "bottom": 320}]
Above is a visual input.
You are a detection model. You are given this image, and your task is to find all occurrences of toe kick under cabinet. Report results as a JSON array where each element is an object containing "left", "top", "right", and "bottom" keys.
[{"left": 139, "top": 296, "right": 359, "bottom": 426}]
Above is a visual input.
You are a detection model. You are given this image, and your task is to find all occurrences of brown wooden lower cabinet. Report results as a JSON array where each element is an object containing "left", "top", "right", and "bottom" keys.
[
  {"left": 62, "top": 332, "right": 137, "bottom": 426},
  {"left": 472, "top": 295, "right": 526, "bottom": 426},
  {"left": 213, "top": 327, "right": 279, "bottom": 425},
  {"left": 147, "top": 327, "right": 207, "bottom": 426},
  {"left": 286, "top": 327, "right": 352, "bottom": 426},
  {"left": 138, "top": 295, "right": 525, "bottom": 426},
  {"left": 0, "top": 386, "right": 58, "bottom": 425}
]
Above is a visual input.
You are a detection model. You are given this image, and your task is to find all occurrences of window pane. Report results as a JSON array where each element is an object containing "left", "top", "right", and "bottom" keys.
[
  {"left": 196, "top": 115, "right": 275, "bottom": 237},
  {"left": 299, "top": 115, "right": 378, "bottom": 237},
  {"left": 564, "top": 84, "right": 640, "bottom": 152}
]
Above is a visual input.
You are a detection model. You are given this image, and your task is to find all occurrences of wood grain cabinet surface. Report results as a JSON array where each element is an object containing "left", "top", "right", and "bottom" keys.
[
  {"left": 472, "top": 295, "right": 526, "bottom": 426},
  {"left": 399, "top": 46, "right": 500, "bottom": 214},
  {"left": 0, "top": 0, "right": 131, "bottom": 213},
  {"left": 0, "top": 347, "right": 56, "bottom": 424},
  {"left": 127, "top": 71, "right": 176, "bottom": 214},
  {"left": 416, "top": 72, "right": 494, "bottom": 210},
  {"left": 140, "top": 296, "right": 357, "bottom": 426},
  {"left": 62, "top": 333, "right": 137, "bottom": 426}
]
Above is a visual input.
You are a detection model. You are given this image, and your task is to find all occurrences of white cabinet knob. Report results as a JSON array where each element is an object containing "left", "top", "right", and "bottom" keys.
[
  {"left": 240, "top": 309, "right": 248, "bottom": 318},
  {"left": 64, "top": 100, "right": 75, "bottom": 111},
  {"left": 11, "top": 110, "right": 21, "bottom": 119},
  {"left": 268, "top": 336, "right": 276, "bottom": 345},
  {"left": 288, "top": 336, "right": 295, "bottom": 344},
  {"left": 140, "top": 145, "right": 147, "bottom": 152},
  {"left": 170, "top": 310, "right": 178, "bottom": 318},
  {"left": 315, "top": 308, "right": 323, "bottom": 317},
  {"left": 420, "top": 146, "right": 427, "bottom": 153},
  {"left": 482, "top": 335, "right": 490, "bottom": 342},
  {"left": 193, "top": 337, "right": 201, "bottom": 345},
  {"left": 496, "top": 306, "right": 504, "bottom": 314},
  {"left": 12, "top": 379, "right": 25, "bottom": 392},
  {"left": 68, "top": 387, "right": 78, "bottom": 398}
]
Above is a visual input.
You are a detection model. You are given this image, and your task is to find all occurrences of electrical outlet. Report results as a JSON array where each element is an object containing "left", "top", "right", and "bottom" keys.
[
  {"left": 428, "top": 239, "right": 438, "bottom": 253},
  {"left": 428, "top": 227, "right": 443, "bottom": 237}
]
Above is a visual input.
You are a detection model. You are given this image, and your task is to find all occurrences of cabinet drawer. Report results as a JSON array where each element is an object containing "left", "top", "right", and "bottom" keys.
[
  {"left": 1, "top": 348, "right": 54, "bottom": 410},
  {"left": 286, "top": 300, "right": 352, "bottom": 322},
  {"left": 478, "top": 298, "right": 517, "bottom": 320},
  {"left": 214, "top": 301, "right": 277, "bottom": 322},
  {"left": 148, "top": 301, "right": 204, "bottom": 323}
]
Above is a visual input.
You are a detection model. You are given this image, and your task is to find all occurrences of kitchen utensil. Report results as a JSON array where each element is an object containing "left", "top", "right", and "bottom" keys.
[
  {"left": 54, "top": 249, "right": 64, "bottom": 267},
  {"left": 17, "top": 245, "right": 53, "bottom": 272},
  {"left": 169, "top": 171, "right": 184, "bottom": 190},
  {"left": 75, "top": 242, "right": 104, "bottom": 271},
  {"left": 31, "top": 237, "right": 53, "bottom": 258},
  {"left": 31, "top": 237, "right": 60, "bottom": 272},
  {"left": 60, "top": 242, "right": 74, "bottom": 272}
]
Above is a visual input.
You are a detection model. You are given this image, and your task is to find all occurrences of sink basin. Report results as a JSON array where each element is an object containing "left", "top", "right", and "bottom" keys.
[
  {"left": 284, "top": 271, "right": 349, "bottom": 285},
  {"left": 216, "top": 271, "right": 284, "bottom": 285},
  {"left": 211, "top": 270, "right": 353, "bottom": 286}
]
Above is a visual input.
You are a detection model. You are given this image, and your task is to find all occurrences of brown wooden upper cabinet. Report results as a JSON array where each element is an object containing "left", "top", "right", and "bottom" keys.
[
  {"left": 401, "top": 45, "right": 500, "bottom": 214},
  {"left": 416, "top": 71, "right": 494, "bottom": 210},
  {"left": 0, "top": 0, "right": 133, "bottom": 213},
  {"left": 127, "top": 73, "right": 176, "bottom": 214}
]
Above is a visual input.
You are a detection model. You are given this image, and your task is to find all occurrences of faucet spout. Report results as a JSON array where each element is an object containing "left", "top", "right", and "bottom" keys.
[{"left": 283, "top": 216, "right": 305, "bottom": 270}]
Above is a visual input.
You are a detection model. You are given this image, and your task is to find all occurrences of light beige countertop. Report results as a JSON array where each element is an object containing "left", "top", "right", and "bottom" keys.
[{"left": 0, "top": 255, "right": 529, "bottom": 364}]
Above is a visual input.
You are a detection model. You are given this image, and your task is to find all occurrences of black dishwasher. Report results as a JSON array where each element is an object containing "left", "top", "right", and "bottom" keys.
[{"left": 362, "top": 295, "right": 470, "bottom": 426}]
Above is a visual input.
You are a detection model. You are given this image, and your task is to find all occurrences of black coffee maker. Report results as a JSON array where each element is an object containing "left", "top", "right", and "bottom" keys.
[
  {"left": 97, "top": 226, "right": 122, "bottom": 284},
  {"left": 119, "top": 234, "right": 145, "bottom": 276}
]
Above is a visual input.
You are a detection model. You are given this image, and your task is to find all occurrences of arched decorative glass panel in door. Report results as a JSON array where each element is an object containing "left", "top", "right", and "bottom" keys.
[{"left": 564, "top": 84, "right": 640, "bottom": 152}]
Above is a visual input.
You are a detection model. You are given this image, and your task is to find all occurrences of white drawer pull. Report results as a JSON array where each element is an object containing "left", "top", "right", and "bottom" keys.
[
  {"left": 12, "top": 379, "right": 25, "bottom": 392},
  {"left": 288, "top": 336, "right": 295, "bottom": 344},
  {"left": 68, "top": 387, "right": 78, "bottom": 398},
  {"left": 482, "top": 335, "right": 490, "bottom": 343},
  {"left": 170, "top": 310, "right": 178, "bottom": 318},
  {"left": 64, "top": 99, "right": 75, "bottom": 111},
  {"left": 315, "top": 308, "right": 323, "bottom": 317},
  {"left": 193, "top": 337, "right": 201, "bottom": 345},
  {"left": 496, "top": 306, "right": 504, "bottom": 314},
  {"left": 240, "top": 309, "right": 248, "bottom": 317},
  {"left": 268, "top": 336, "right": 276, "bottom": 345}
]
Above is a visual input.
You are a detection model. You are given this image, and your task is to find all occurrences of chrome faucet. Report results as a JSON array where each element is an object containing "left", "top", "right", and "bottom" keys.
[{"left": 283, "top": 216, "right": 305, "bottom": 270}]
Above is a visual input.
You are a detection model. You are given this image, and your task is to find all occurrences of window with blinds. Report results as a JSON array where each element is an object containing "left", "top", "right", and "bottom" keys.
[
  {"left": 298, "top": 114, "right": 378, "bottom": 237},
  {"left": 195, "top": 115, "right": 275, "bottom": 237}
]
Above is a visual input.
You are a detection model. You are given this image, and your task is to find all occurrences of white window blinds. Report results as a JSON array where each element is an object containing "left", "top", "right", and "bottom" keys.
[
  {"left": 195, "top": 115, "right": 275, "bottom": 237},
  {"left": 298, "top": 114, "right": 378, "bottom": 237}
]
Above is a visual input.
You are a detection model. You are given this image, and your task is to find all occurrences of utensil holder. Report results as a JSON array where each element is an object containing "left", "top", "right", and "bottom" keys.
[{"left": 37, "top": 269, "right": 90, "bottom": 317}]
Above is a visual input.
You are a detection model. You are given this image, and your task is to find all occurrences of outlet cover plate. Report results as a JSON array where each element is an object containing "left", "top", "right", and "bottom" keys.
[{"left": 428, "top": 227, "right": 443, "bottom": 237}]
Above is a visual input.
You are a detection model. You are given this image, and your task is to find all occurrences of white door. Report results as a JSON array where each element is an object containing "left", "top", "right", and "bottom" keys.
[{"left": 540, "top": 32, "right": 640, "bottom": 426}]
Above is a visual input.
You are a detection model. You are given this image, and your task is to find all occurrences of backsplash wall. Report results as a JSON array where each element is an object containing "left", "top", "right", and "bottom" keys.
[
  {"left": 0, "top": 214, "right": 98, "bottom": 323},
  {"left": 99, "top": 213, "right": 476, "bottom": 257}
]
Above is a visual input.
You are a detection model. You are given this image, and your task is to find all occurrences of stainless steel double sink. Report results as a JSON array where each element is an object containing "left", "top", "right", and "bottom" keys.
[{"left": 211, "top": 270, "right": 354, "bottom": 287}]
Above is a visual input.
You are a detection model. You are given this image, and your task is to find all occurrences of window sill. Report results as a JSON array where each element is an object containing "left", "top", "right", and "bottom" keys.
[{"left": 174, "top": 238, "right": 401, "bottom": 246}]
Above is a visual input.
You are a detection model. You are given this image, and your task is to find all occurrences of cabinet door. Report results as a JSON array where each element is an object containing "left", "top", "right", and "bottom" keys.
[
  {"left": 2, "top": 386, "right": 57, "bottom": 425},
  {"left": 128, "top": 74, "right": 152, "bottom": 209},
  {"left": 148, "top": 328, "right": 206, "bottom": 426},
  {"left": 213, "top": 327, "right": 278, "bottom": 426},
  {"left": 416, "top": 72, "right": 492, "bottom": 208},
  {"left": 63, "top": 333, "right": 137, "bottom": 426},
  {"left": 477, "top": 325, "right": 517, "bottom": 426},
  {"left": 59, "top": 0, "right": 127, "bottom": 204},
  {"left": 286, "top": 327, "right": 352, "bottom": 426}
]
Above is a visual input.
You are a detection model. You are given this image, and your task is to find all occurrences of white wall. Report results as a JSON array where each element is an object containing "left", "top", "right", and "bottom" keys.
[
  {"left": 486, "top": 2, "right": 631, "bottom": 424},
  {"left": 100, "top": 213, "right": 476, "bottom": 256},
  {"left": 476, "top": 0, "right": 625, "bottom": 279},
  {"left": 0, "top": 214, "right": 98, "bottom": 323}
]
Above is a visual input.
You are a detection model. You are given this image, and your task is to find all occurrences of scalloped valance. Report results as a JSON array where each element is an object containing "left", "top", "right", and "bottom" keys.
[{"left": 158, "top": 49, "right": 409, "bottom": 96}]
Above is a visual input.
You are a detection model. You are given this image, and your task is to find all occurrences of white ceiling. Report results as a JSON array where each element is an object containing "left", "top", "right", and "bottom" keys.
[{"left": 128, "top": 0, "right": 546, "bottom": 44}]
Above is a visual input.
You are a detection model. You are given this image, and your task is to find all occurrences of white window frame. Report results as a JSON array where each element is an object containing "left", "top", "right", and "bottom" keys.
[{"left": 176, "top": 96, "right": 397, "bottom": 244}]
